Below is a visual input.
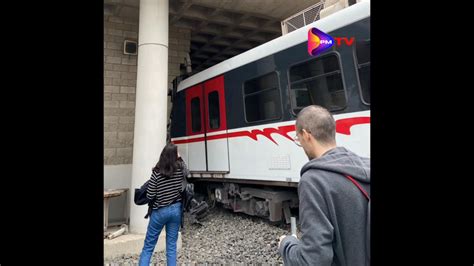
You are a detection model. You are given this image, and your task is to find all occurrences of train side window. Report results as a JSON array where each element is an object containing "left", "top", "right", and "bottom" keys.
[
  {"left": 243, "top": 72, "right": 282, "bottom": 123},
  {"left": 191, "top": 97, "right": 201, "bottom": 132},
  {"left": 208, "top": 91, "right": 220, "bottom": 129},
  {"left": 289, "top": 53, "right": 346, "bottom": 114},
  {"left": 355, "top": 39, "right": 370, "bottom": 104}
]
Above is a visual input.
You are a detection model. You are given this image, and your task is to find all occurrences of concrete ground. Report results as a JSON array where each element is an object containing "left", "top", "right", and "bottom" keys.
[{"left": 104, "top": 224, "right": 182, "bottom": 260}]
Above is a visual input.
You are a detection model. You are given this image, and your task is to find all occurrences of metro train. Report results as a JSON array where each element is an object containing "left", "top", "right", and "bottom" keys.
[{"left": 170, "top": 0, "right": 370, "bottom": 223}]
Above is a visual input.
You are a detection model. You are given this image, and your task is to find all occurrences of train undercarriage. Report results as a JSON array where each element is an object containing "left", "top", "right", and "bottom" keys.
[{"left": 191, "top": 178, "right": 299, "bottom": 223}]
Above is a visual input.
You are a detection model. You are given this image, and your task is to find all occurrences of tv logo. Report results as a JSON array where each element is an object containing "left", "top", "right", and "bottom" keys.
[{"left": 308, "top": 27, "right": 355, "bottom": 56}]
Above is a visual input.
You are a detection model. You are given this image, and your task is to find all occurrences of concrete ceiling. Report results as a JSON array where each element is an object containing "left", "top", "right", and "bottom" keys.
[
  {"left": 105, "top": 0, "right": 321, "bottom": 74},
  {"left": 170, "top": 0, "right": 321, "bottom": 74}
]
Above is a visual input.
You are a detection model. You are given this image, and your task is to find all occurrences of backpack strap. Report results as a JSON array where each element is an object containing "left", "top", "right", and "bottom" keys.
[
  {"left": 345, "top": 174, "right": 370, "bottom": 266},
  {"left": 345, "top": 175, "right": 370, "bottom": 201}
]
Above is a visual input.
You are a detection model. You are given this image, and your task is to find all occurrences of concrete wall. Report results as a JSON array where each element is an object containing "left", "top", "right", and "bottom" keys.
[
  {"left": 104, "top": 0, "right": 191, "bottom": 166},
  {"left": 104, "top": 0, "right": 138, "bottom": 166},
  {"left": 104, "top": 0, "right": 191, "bottom": 224}
]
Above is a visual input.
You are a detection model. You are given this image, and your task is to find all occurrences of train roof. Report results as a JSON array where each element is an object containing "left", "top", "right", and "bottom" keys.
[{"left": 177, "top": 0, "right": 370, "bottom": 92}]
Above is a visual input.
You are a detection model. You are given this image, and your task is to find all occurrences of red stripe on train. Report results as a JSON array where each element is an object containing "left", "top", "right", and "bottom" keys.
[
  {"left": 172, "top": 117, "right": 370, "bottom": 144},
  {"left": 335, "top": 117, "right": 370, "bottom": 135}
]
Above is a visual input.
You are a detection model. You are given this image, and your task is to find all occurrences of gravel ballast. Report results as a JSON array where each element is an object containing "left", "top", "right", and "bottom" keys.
[{"left": 105, "top": 205, "right": 294, "bottom": 265}]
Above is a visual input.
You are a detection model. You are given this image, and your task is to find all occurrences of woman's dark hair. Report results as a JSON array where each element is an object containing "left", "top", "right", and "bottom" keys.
[{"left": 153, "top": 143, "right": 180, "bottom": 177}]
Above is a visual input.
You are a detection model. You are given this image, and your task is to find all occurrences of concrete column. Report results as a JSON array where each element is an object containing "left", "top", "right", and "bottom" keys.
[{"left": 129, "top": 0, "right": 169, "bottom": 234}]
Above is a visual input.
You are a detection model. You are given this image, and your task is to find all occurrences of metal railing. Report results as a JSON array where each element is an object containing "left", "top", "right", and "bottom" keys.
[{"left": 281, "top": 1, "right": 326, "bottom": 35}]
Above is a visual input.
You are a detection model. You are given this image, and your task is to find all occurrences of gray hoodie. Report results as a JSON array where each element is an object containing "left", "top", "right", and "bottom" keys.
[{"left": 279, "top": 146, "right": 370, "bottom": 266}]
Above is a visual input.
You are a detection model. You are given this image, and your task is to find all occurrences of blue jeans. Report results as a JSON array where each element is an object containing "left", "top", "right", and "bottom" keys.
[{"left": 139, "top": 202, "right": 182, "bottom": 266}]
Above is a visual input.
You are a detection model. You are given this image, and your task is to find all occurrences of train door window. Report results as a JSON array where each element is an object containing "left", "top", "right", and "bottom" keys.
[
  {"left": 355, "top": 39, "right": 370, "bottom": 104},
  {"left": 243, "top": 72, "right": 282, "bottom": 123},
  {"left": 289, "top": 53, "right": 346, "bottom": 114},
  {"left": 208, "top": 91, "right": 220, "bottom": 129},
  {"left": 191, "top": 97, "right": 201, "bottom": 132}
]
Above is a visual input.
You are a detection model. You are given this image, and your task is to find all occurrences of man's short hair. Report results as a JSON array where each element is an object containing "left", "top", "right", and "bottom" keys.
[{"left": 296, "top": 105, "right": 336, "bottom": 145}]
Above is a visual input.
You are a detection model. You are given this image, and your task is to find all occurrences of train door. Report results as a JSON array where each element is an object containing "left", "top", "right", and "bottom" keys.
[
  {"left": 186, "top": 84, "right": 206, "bottom": 171},
  {"left": 185, "top": 76, "right": 229, "bottom": 172},
  {"left": 203, "top": 76, "right": 229, "bottom": 172}
]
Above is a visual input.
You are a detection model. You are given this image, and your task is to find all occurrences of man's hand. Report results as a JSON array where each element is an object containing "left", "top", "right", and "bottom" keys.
[
  {"left": 279, "top": 233, "right": 299, "bottom": 247},
  {"left": 278, "top": 235, "right": 287, "bottom": 247}
]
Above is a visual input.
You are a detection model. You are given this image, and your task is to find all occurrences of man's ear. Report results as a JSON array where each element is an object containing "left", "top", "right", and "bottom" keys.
[{"left": 303, "top": 129, "right": 311, "bottom": 141}]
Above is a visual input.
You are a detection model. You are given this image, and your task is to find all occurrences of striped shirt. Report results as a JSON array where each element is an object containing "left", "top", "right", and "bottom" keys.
[{"left": 146, "top": 169, "right": 184, "bottom": 209}]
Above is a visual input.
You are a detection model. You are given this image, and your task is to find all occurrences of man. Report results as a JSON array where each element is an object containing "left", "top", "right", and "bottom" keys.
[{"left": 278, "top": 105, "right": 370, "bottom": 266}]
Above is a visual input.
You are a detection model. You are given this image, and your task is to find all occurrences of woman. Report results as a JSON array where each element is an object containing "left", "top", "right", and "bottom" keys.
[{"left": 139, "top": 143, "right": 186, "bottom": 266}]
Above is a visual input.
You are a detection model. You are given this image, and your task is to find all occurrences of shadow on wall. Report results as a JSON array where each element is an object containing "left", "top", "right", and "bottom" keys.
[{"left": 104, "top": 164, "right": 133, "bottom": 225}]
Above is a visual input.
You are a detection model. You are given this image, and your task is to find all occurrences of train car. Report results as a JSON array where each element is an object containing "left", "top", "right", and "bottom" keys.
[{"left": 170, "top": 0, "right": 370, "bottom": 223}]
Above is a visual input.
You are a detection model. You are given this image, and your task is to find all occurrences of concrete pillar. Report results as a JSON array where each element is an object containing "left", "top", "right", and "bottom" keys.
[{"left": 129, "top": 0, "right": 169, "bottom": 234}]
